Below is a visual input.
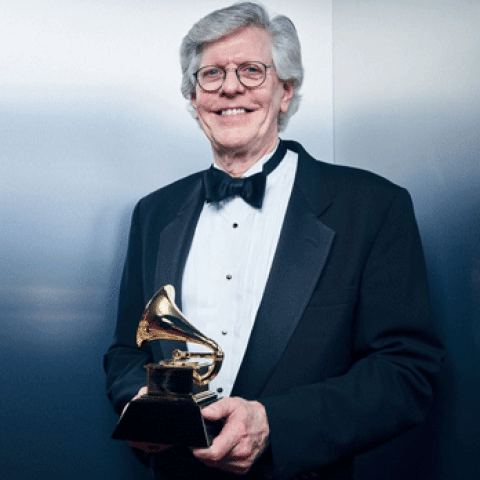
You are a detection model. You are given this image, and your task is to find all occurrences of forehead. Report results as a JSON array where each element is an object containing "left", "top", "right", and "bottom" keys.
[{"left": 200, "top": 27, "right": 272, "bottom": 66}]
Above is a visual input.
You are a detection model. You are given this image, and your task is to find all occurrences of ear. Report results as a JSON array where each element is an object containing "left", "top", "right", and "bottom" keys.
[
  {"left": 190, "top": 92, "right": 198, "bottom": 119},
  {"left": 280, "top": 81, "right": 294, "bottom": 114}
]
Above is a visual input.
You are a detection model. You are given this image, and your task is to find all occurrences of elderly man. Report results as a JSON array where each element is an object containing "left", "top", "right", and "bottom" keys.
[{"left": 104, "top": 3, "right": 444, "bottom": 480}]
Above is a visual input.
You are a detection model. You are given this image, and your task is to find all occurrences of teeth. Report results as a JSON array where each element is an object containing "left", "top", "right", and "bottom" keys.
[{"left": 221, "top": 108, "right": 247, "bottom": 116}]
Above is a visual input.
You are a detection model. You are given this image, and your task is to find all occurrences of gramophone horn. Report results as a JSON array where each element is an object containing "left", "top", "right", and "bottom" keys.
[{"left": 136, "top": 285, "right": 223, "bottom": 386}]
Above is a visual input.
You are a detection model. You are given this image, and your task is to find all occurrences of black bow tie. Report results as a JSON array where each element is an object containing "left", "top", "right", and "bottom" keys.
[{"left": 203, "top": 140, "right": 287, "bottom": 209}]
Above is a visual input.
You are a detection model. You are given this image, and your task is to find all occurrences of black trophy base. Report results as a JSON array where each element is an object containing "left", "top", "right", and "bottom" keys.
[
  {"left": 111, "top": 392, "right": 221, "bottom": 447},
  {"left": 111, "top": 364, "right": 222, "bottom": 447}
]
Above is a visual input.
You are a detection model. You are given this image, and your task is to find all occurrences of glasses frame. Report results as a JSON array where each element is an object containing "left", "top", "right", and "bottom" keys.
[{"left": 194, "top": 61, "right": 274, "bottom": 92}]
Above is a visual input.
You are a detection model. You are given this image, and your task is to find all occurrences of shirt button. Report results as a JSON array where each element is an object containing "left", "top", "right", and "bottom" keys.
[
  {"left": 226, "top": 274, "right": 232, "bottom": 280},
  {"left": 233, "top": 223, "right": 238, "bottom": 228},
  {"left": 217, "top": 387, "right": 223, "bottom": 394},
  {"left": 222, "top": 330, "right": 228, "bottom": 336}
]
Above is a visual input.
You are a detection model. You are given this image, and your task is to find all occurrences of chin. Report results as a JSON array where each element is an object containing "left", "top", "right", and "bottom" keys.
[{"left": 212, "top": 131, "right": 257, "bottom": 152}]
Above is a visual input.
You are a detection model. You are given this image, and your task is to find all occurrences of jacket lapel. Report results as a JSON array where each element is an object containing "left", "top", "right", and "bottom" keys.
[
  {"left": 232, "top": 142, "right": 335, "bottom": 399},
  {"left": 151, "top": 178, "right": 205, "bottom": 362}
]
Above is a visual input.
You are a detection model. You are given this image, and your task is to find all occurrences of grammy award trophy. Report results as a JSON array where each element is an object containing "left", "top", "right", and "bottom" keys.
[{"left": 111, "top": 285, "right": 224, "bottom": 447}]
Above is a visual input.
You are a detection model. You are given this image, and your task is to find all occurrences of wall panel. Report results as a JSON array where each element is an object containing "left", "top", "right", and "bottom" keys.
[{"left": 332, "top": 1, "right": 480, "bottom": 478}]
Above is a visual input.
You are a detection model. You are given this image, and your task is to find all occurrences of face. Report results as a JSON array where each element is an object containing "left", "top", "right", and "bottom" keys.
[{"left": 191, "top": 27, "right": 294, "bottom": 160}]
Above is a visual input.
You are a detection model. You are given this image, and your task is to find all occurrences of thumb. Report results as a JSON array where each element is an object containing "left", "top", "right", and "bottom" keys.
[{"left": 201, "top": 398, "right": 232, "bottom": 421}]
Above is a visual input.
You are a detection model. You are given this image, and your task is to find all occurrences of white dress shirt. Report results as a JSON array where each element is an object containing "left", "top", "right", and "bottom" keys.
[{"left": 181, "top": 144, "right": 298, "bottom": 397}]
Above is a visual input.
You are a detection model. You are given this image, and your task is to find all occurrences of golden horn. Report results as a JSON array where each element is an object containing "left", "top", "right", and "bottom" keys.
[{"left": 136, "top": 285, "right": 223, "bottom": 386}]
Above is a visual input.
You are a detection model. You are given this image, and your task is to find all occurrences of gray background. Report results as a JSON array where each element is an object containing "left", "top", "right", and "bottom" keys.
[{"left": 1, "top": 1, "right": 478, "bottom": 479}]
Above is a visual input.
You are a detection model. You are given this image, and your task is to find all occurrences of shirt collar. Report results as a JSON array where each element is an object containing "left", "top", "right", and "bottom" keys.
[{"left": 212, "top": 139, "right": 280, "bottom": 178}]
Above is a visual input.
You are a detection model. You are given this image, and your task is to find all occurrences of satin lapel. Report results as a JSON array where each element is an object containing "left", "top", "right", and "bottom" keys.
[
  {"left": 151, "top": 179, "right": 205, "bottom": 362},
  {"left": 231, "top": 145, "right": 335, "bottom": 399}
]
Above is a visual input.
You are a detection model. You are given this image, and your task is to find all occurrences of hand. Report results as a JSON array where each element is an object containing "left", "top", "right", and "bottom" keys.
[
  {"left": 191, "top": 397, "right": 269, "bottom": 475},
  {"left": 125, "top": 387, "right": 172, "bottom": 454}
]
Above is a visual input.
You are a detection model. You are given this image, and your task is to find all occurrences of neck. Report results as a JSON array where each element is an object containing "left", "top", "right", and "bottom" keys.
[{"left": 212, "top": 137, "right": 279, "bottom": 178}]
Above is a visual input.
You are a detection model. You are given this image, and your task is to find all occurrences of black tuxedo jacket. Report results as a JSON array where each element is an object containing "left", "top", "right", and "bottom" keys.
[{"left": 104, "top": 140, "right": 444, "bottom": 480}]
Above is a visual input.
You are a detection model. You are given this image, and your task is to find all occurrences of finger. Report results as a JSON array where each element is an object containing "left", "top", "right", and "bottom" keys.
[
  {"left": 191, "top": 422, "right": 239, "bottom": 461},
  {"left": 201, "top": 398, "right": 233, "bottom": 421},
  {"left": 133, "top": 386, "right": 148, "bottom": 400},
  {"left": 122, "top": 387, "right": 148, "bottom": 416},
  {"left": 194, "top": 398, "right": 255, "bottom": 459},
  {"left": 228, "top": 439, "right": 256, "bottom": 459}
]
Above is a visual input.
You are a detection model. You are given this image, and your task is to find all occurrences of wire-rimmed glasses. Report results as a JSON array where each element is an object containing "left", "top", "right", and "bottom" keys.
[{"left": 194, "top": 61, "right": 274, "bottom": 92}]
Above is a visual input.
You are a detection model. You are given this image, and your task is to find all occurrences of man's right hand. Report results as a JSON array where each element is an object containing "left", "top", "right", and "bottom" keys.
[{"left": 125, "top": 387, "right": 173, "bottom": 454}]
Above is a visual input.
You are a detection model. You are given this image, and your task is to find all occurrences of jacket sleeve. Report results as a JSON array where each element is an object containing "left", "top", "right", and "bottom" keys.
[
  {"left": 260, "top": 188, "right": 444, "bottom": 480},
  {"left": 104, "top": 202, "right": 154, "bottom": 416}
]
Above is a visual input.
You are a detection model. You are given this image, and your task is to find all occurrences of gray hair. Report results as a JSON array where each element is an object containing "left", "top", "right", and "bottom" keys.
[{"left": 180, "top": 2, "right": 303, "bottom": 131}]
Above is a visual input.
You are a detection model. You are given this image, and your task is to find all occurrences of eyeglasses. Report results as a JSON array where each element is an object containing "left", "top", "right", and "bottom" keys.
[{"left": 194, "top": 61, "right": 274, "bottom": 92}]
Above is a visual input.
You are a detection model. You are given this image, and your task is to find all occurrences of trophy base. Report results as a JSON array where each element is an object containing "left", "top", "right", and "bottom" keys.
[{"left": 111, "top": 391, "right": 222, "bottom": 447}]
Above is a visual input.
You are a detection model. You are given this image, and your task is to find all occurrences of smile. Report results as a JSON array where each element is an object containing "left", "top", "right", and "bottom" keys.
[{"left": 219, "top": 108, "right": 251, "bottom": 116}]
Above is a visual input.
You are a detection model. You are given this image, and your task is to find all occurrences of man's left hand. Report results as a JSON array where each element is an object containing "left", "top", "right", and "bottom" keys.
[{"left": 191, "top": 397, "right": 269, "bottom": 474}]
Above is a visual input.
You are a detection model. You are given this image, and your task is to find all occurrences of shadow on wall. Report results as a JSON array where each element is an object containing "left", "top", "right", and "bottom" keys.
[{"left": 346, "top": 103, "right": 480, "bottom": 479}]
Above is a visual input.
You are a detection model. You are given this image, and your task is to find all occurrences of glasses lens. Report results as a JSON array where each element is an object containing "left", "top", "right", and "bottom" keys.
[
  {"left": 197, "top": 67, "right": 224, "bottom": 91},
  {"left": 238, "top": 63, "right": 266, "bottom": 87}
]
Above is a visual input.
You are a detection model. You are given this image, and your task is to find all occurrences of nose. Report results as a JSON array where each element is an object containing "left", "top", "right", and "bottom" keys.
[{"left": 221, "top": 68, "right": 245, "bottom": 95}]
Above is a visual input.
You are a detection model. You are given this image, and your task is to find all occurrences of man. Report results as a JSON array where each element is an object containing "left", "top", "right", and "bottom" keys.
[{"left": 104, "top": 3, "right": 444, "bottom": 480}]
